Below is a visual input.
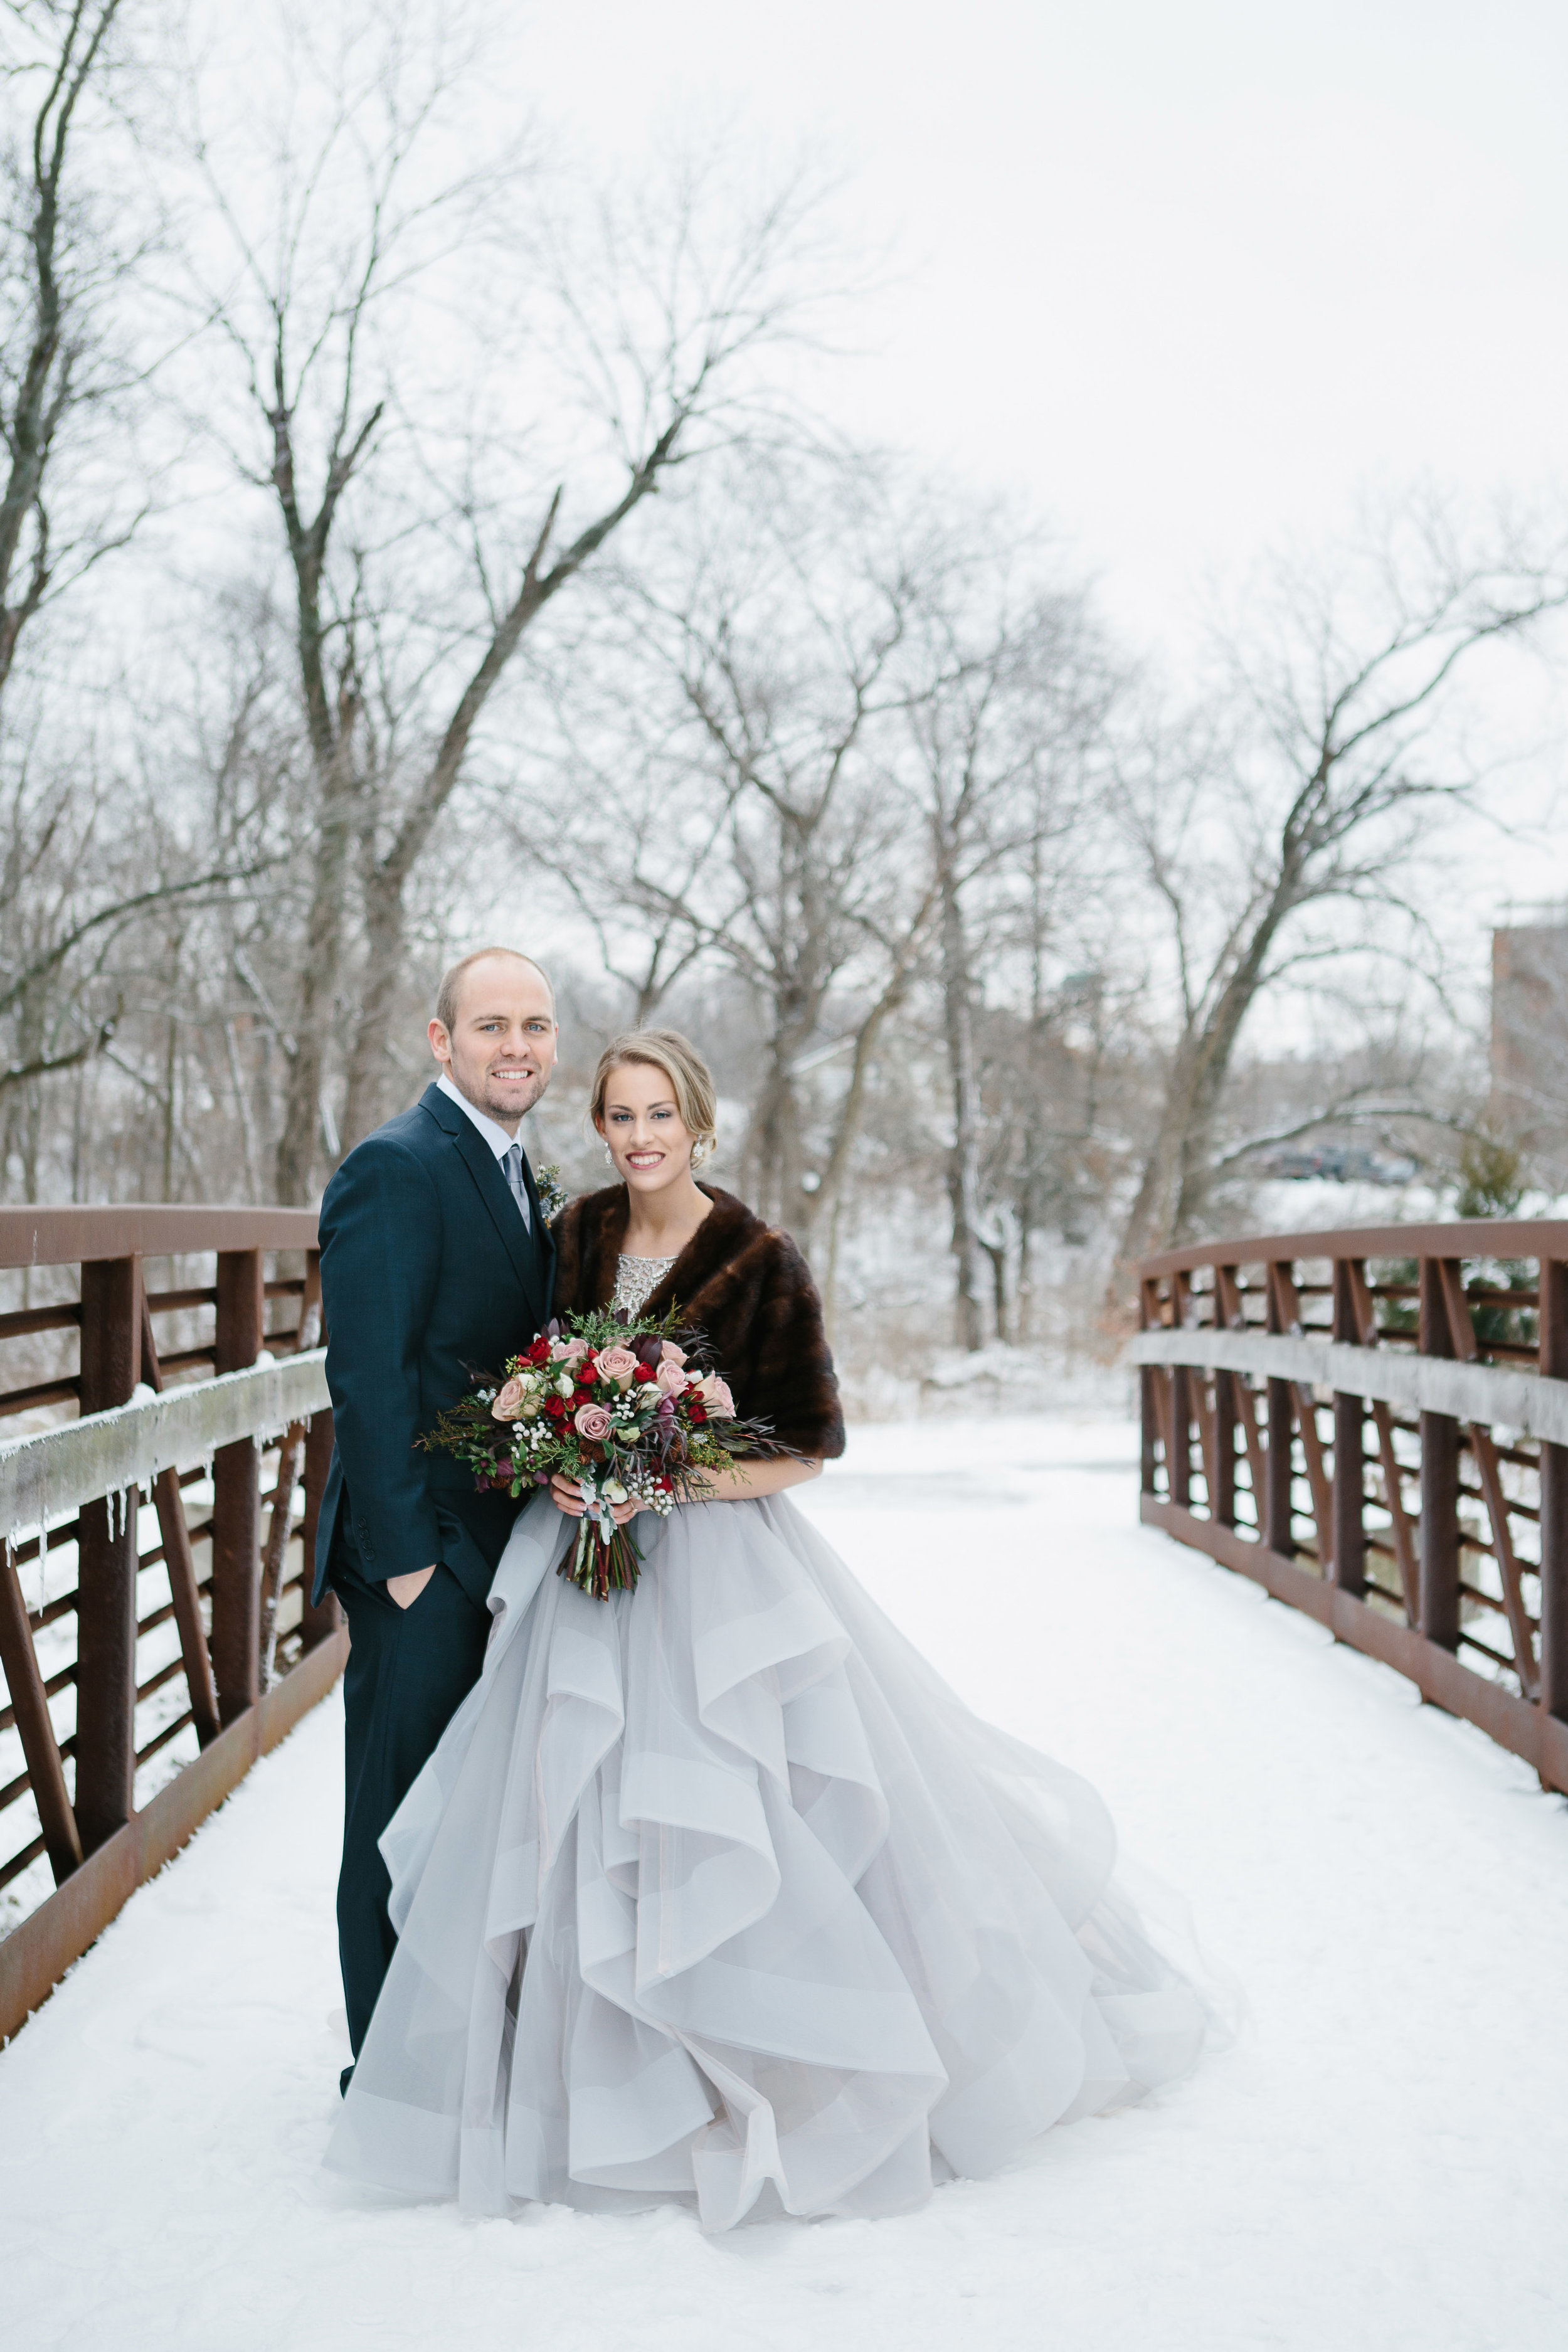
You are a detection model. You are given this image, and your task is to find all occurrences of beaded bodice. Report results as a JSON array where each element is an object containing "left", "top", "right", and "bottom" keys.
[{"left": 612, "top": 1252, "right": 679, "bottom": 1317}]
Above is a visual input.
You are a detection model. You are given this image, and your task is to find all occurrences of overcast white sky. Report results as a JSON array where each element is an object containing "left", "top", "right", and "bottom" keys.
[{"left": 508, "top": 0, "right": 1568, "bottom": 921}]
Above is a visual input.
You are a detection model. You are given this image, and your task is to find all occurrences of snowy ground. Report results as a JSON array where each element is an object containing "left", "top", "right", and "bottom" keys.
[{"left": 3, "top": 1416, "right": 1565, "bottom": 2352}]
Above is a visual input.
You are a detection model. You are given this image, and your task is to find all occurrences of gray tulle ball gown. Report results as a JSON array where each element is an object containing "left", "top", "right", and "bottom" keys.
[{"left": 323, "top": 1479, "right": 1211, "bottom": 2230}]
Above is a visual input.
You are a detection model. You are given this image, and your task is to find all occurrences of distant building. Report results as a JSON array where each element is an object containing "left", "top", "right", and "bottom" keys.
[
  {"left": 1491, "top": 910, "right": 1568, "bottom": 1162},
  {"left": 1253, "top": 1143, "right": 1416, "bottom": 1184}
]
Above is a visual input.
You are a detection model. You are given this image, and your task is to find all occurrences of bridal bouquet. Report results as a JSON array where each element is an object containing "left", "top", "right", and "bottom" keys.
[{"left": 422, "top": 1305, "right": 782, "bottom": 1599}]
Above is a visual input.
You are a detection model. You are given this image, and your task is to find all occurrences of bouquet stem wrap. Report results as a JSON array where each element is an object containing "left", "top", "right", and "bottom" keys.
[{"left": 570, "top": 1479, "right": 643, "bottom": 1599}]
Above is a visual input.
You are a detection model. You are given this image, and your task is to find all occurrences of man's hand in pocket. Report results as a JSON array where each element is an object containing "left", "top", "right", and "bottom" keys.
[{"left": 386, "top": 1565, "right": 437, "bottom": 1610}]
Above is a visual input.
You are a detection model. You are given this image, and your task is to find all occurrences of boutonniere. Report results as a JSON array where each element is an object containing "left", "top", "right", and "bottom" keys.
[{"left": 535, "top": 1162, "right": 569, "bottom": 1221}]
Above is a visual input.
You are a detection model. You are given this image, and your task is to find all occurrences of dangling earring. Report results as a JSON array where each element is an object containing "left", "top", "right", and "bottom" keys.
[
  {"left": 691, "top": 1135, "right": 715, "bottom": 1169},
  {"left": 602, "top": 1141, "right": 616, "bottom": 1168}
]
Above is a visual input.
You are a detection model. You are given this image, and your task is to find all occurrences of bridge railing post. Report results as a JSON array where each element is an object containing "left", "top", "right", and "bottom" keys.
[
  {"left": 297, "top": 1251, "right": 340, "bottom": 1648},
  {"left": 1210, "top": 1363, "right": 1236, "bottom": 1528},
  {"left": 1264, "top": 1259, "right": 1295, "bottom": 1559},
  {"left": 1331, "top": 1256, "right": 1366, "bottom": 1597},
  {"left": 1417, "top": 1255, "right": 1460, "bottom": 1653},
  {"left": 1169, "top": 1270, "right": 1192, "bottom": 1510},
  {"left": 73, "top": 1253, "right": 142, "bottom": 1853},
  {"left": 1540, "top": 1256, "right": 1568, "bottom": 1724},
  {"left": 1138, "top": 1278, "right": 1159, "bottom": 1500},
  {"left": 211, "top": 1248, "right": 263, "bottom": 1725}
]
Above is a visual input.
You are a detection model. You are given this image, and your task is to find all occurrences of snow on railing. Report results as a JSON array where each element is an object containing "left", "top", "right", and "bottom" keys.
[{"left": 1, "top": 1350, "right": 329, "bottom": 1537}]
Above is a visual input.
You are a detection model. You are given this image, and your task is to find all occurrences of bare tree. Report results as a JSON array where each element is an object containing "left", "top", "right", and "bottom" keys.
[
  {"left": 339, "top": 150, "right": 849, "bottom": 1162},
  {"left": 0, "top": 743, "right": 278, "bottom": 1200},
  {"left": 0, "top": 0, "right": 156, "bottom": 708},
  {"left": 1115, "top": 509, "right": 1568, "bottom": 1270},
  {"left": 895, "top": 564, "right": 1114, "bottom": 1347},
  {"left": 179, "top": 4, "right": 846, "bottom": 1197},
  {"left": 511, "top": 461, "right": 944, "bottom": 1255},
  {"left": 176, "top": 2, "right": 512, "bottom": 1196}
]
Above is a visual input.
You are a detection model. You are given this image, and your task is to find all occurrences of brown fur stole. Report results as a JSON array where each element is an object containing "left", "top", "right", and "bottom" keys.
[{"left": 549, "top": 1184, "right": 846, "bottom": 1461}]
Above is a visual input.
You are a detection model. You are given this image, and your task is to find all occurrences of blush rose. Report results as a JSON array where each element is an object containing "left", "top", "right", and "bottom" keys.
[
  {"left": 491, "top": 1375, "right": 529, "bottom": 1421},
  {"left": 594, "top": 1346, "right": 640, "bottom": 1390},
  {"left": 573, "top": 1402, "right": 613, "bottom": 1441}
]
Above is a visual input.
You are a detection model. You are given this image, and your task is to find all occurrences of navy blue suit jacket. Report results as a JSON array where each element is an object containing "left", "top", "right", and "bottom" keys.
[{"left": 311, "top": 1083, "right": 556, "bottom": 1608}]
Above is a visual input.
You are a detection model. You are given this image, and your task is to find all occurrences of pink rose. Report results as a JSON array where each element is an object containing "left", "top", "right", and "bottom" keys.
[
  {"left": 574, "top": 1402, "right": 612, "bottom": 1441},
  {"left": 551, "top": 1337, "right": 590, "bottom": 1366},
  {"left": 697, "top": 1374, "right": 736, "bottom": 1418},
  {"left": 595, "top": 1345, "right": 640, "bottom": 1390},
  {"left": 654, "top": 1360, "right": 689, "bottom": 1397},
  {"left": 491, "top": 1375, "right": 528, "bottom": 1421},
  {"left": 660, "top": 1340, "right": 688, "bottom": 1367}
]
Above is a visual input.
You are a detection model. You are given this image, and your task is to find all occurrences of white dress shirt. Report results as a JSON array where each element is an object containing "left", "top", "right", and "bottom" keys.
[{"left": 436, "top": 1073, "right": 531, "bottom": 1228}]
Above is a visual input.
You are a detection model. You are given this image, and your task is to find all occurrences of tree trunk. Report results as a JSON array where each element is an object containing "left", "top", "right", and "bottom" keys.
[
  {"left": 1116, "top": 1041, "right": 1197, "bottom": 1276},
  {"left": 746, "top": 1031, "right": 810, "bottom": 1234},
  {"left": 273, "top": 751, "right": 359, "bottom": 1204},
  {"left": 159, "top": 1003, "right": 177, "bottom": 1202},
  {"left": 1116, "top": 924, "right": 1289, "bottom": 1281},
  {"left": 980, "top": 1230, "right": 1009, "bottom": 1344},
  {"left": 16, "top": 983, "right": 44, "bottom": 1205},
  {"left": 816, "top": 982, "right": 910, "bottom": 1335},
  {"left": 938, "top": 867, "right": 985, "bottom": 1352},
  {"left": 1015, "top": 982, "right": 1053, "bottom": 1342},
  {"left": 70, "top": 1053, "right": 89, "bottom": 1202},
  {"left": 341, "top": 861, "right": 405, "bottom": 1152}
]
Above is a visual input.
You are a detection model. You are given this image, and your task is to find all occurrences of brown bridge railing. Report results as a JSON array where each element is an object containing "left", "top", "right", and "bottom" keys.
[
  {"left": 1134, "top": 1219, "right": 1568, "bottom": 1794},
  {"left": 0, "top": 1207, "right": 342, "bottom": 2040}
]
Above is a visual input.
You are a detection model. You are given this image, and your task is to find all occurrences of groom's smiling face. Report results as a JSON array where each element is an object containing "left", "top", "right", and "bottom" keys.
[{"left": 430, "top": 953, "right": 558, "bottom": 1130}]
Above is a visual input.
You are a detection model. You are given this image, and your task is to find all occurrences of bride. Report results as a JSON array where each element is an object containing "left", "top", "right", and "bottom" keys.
[{"left": 325, "top": 1028, "right": 1209, "bottom": 2228}]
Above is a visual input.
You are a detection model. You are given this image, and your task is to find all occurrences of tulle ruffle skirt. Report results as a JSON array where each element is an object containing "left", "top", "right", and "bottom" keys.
[{"left": 324, "top": 1491, "right": 1206, "bottom": 2228}]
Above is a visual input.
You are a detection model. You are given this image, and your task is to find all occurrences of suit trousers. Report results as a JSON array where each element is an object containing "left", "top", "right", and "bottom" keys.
[{"left": 331, "top": 1531, "right": 491, "bottom": 2065}]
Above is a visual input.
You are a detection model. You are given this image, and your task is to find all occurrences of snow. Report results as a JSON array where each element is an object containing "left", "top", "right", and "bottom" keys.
[{"left": 3, "top": 1414, "right": 1565, "bottom": 2351}]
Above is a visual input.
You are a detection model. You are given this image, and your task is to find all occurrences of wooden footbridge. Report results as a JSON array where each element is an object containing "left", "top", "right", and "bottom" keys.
[
  {"left": 2, "top": 1207, "right": 1567, "bottom": 2047},
  {"left": 1133, "top": 1219, "right": 1568, "bottom": 1794},
  {"left": 0, "top": 1207, "right": 339, "bottom": 2040}
]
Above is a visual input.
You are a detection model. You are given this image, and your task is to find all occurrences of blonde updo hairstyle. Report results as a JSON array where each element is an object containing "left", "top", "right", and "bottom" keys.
[{"left": 590, "top": 1029, "right": 719, "bottom": 1170}]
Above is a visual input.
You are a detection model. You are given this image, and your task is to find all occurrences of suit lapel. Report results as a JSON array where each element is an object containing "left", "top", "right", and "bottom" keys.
[{"left": 421, "top": 1085, "right": 547, "bottom": 1330}]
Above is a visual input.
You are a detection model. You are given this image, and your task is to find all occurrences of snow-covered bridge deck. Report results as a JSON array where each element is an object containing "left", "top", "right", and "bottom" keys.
[{"left": 3, "top": 1417, "right": 1564, "bottom": 2352}]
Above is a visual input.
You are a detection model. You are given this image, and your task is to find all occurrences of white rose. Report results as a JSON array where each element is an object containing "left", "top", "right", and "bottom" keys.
[{"left": 603, "top": 1480, "right": 628, "bottom": 1504}]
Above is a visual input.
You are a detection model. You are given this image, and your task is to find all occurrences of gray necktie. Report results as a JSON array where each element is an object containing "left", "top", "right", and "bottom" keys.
[{"left": 501, "top": 1143, "right": 532, "bottom": 1232}]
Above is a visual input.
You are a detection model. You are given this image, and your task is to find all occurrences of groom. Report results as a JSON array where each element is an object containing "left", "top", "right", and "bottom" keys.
[{"left": 313, "top": 946, "right": 558, "bottom": 2084}]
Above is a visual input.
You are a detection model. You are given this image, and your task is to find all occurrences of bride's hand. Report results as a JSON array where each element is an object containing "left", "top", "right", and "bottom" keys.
[{"left": 548, "top": 1473, "right": 643, "bottom": 1527}]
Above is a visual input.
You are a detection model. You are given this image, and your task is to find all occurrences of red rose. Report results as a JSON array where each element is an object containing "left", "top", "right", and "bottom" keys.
[
  {"left": 544, "top": 1397, "right": 566, "bottom": 1421},
  {"left": 689, "top": 1402, "right": 707, "bottom": 1426}
]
